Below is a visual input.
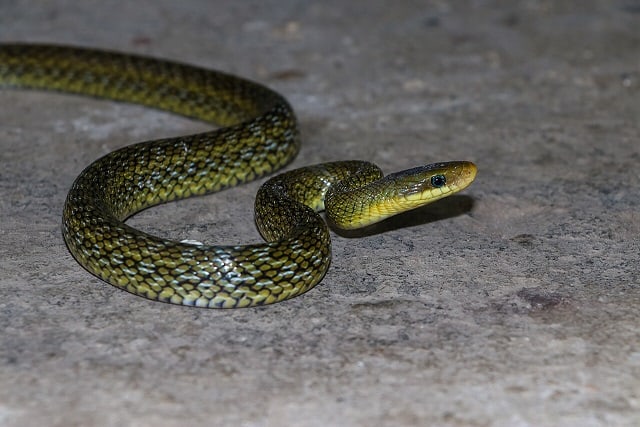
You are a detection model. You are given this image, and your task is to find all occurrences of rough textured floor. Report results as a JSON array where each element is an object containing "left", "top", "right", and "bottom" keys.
[{"left": 1, "top": 1, "right": 638, "bottom": 426}]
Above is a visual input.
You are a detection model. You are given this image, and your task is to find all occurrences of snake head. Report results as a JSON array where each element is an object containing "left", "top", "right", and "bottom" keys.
[
  {"left": 326, "top": 160, "right": 477, "bottom": 230},
  {"left": 391, "top": 161, "right": 477, "bottom": 203}
]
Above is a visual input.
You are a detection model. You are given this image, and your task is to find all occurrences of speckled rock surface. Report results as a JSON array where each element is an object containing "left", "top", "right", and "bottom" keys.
[{"left": 1, "top": 1, "right": 638, "bottom": 426}]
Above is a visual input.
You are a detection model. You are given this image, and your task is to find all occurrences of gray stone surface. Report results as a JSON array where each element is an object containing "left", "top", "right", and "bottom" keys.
[{"left": 1, "top": 1, "right": 638, "bottom": 426}]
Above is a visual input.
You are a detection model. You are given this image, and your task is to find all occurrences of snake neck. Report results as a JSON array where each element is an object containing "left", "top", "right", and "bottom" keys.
[{"left": 254, "top": 161, "right": 384, "bottom": 241}]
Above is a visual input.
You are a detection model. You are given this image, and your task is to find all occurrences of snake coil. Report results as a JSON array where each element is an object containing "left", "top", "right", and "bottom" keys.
[{"left": 0, "top": 44, "right": 477, "bottom": 308}]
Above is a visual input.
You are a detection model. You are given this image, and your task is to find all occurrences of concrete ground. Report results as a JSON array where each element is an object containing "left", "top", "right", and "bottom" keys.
[{"left": 1, "top": 1, "right": 638, "bottom": 426}]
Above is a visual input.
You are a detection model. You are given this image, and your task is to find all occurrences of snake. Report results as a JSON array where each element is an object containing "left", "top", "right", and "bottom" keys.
[{"left": 0, "top": 43, "right": 477, "bottom": 308}]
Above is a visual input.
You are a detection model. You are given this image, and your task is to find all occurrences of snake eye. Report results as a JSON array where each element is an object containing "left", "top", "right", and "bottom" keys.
[{"left": 430, "top": 174, "right": 446, "bottom": 188}]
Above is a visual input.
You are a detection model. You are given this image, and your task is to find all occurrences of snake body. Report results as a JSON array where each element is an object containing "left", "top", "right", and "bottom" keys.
[{"left": 0, "top": 44, "right": 477, "bottom": 308}]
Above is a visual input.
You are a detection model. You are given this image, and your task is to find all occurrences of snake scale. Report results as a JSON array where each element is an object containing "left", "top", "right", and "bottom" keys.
[{"left": 0, "top": 43, "right": 477, "bottom": 308}]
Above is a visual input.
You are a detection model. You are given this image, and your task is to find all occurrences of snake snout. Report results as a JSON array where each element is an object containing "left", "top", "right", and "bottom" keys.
[{"left": 452, "top": 161, "right": 477, "bottom": 191}]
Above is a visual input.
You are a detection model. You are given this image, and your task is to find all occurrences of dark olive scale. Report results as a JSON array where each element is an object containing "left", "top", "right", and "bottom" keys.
[{"left": 0, "top": 44, "right": 477, "bottom": 308}]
